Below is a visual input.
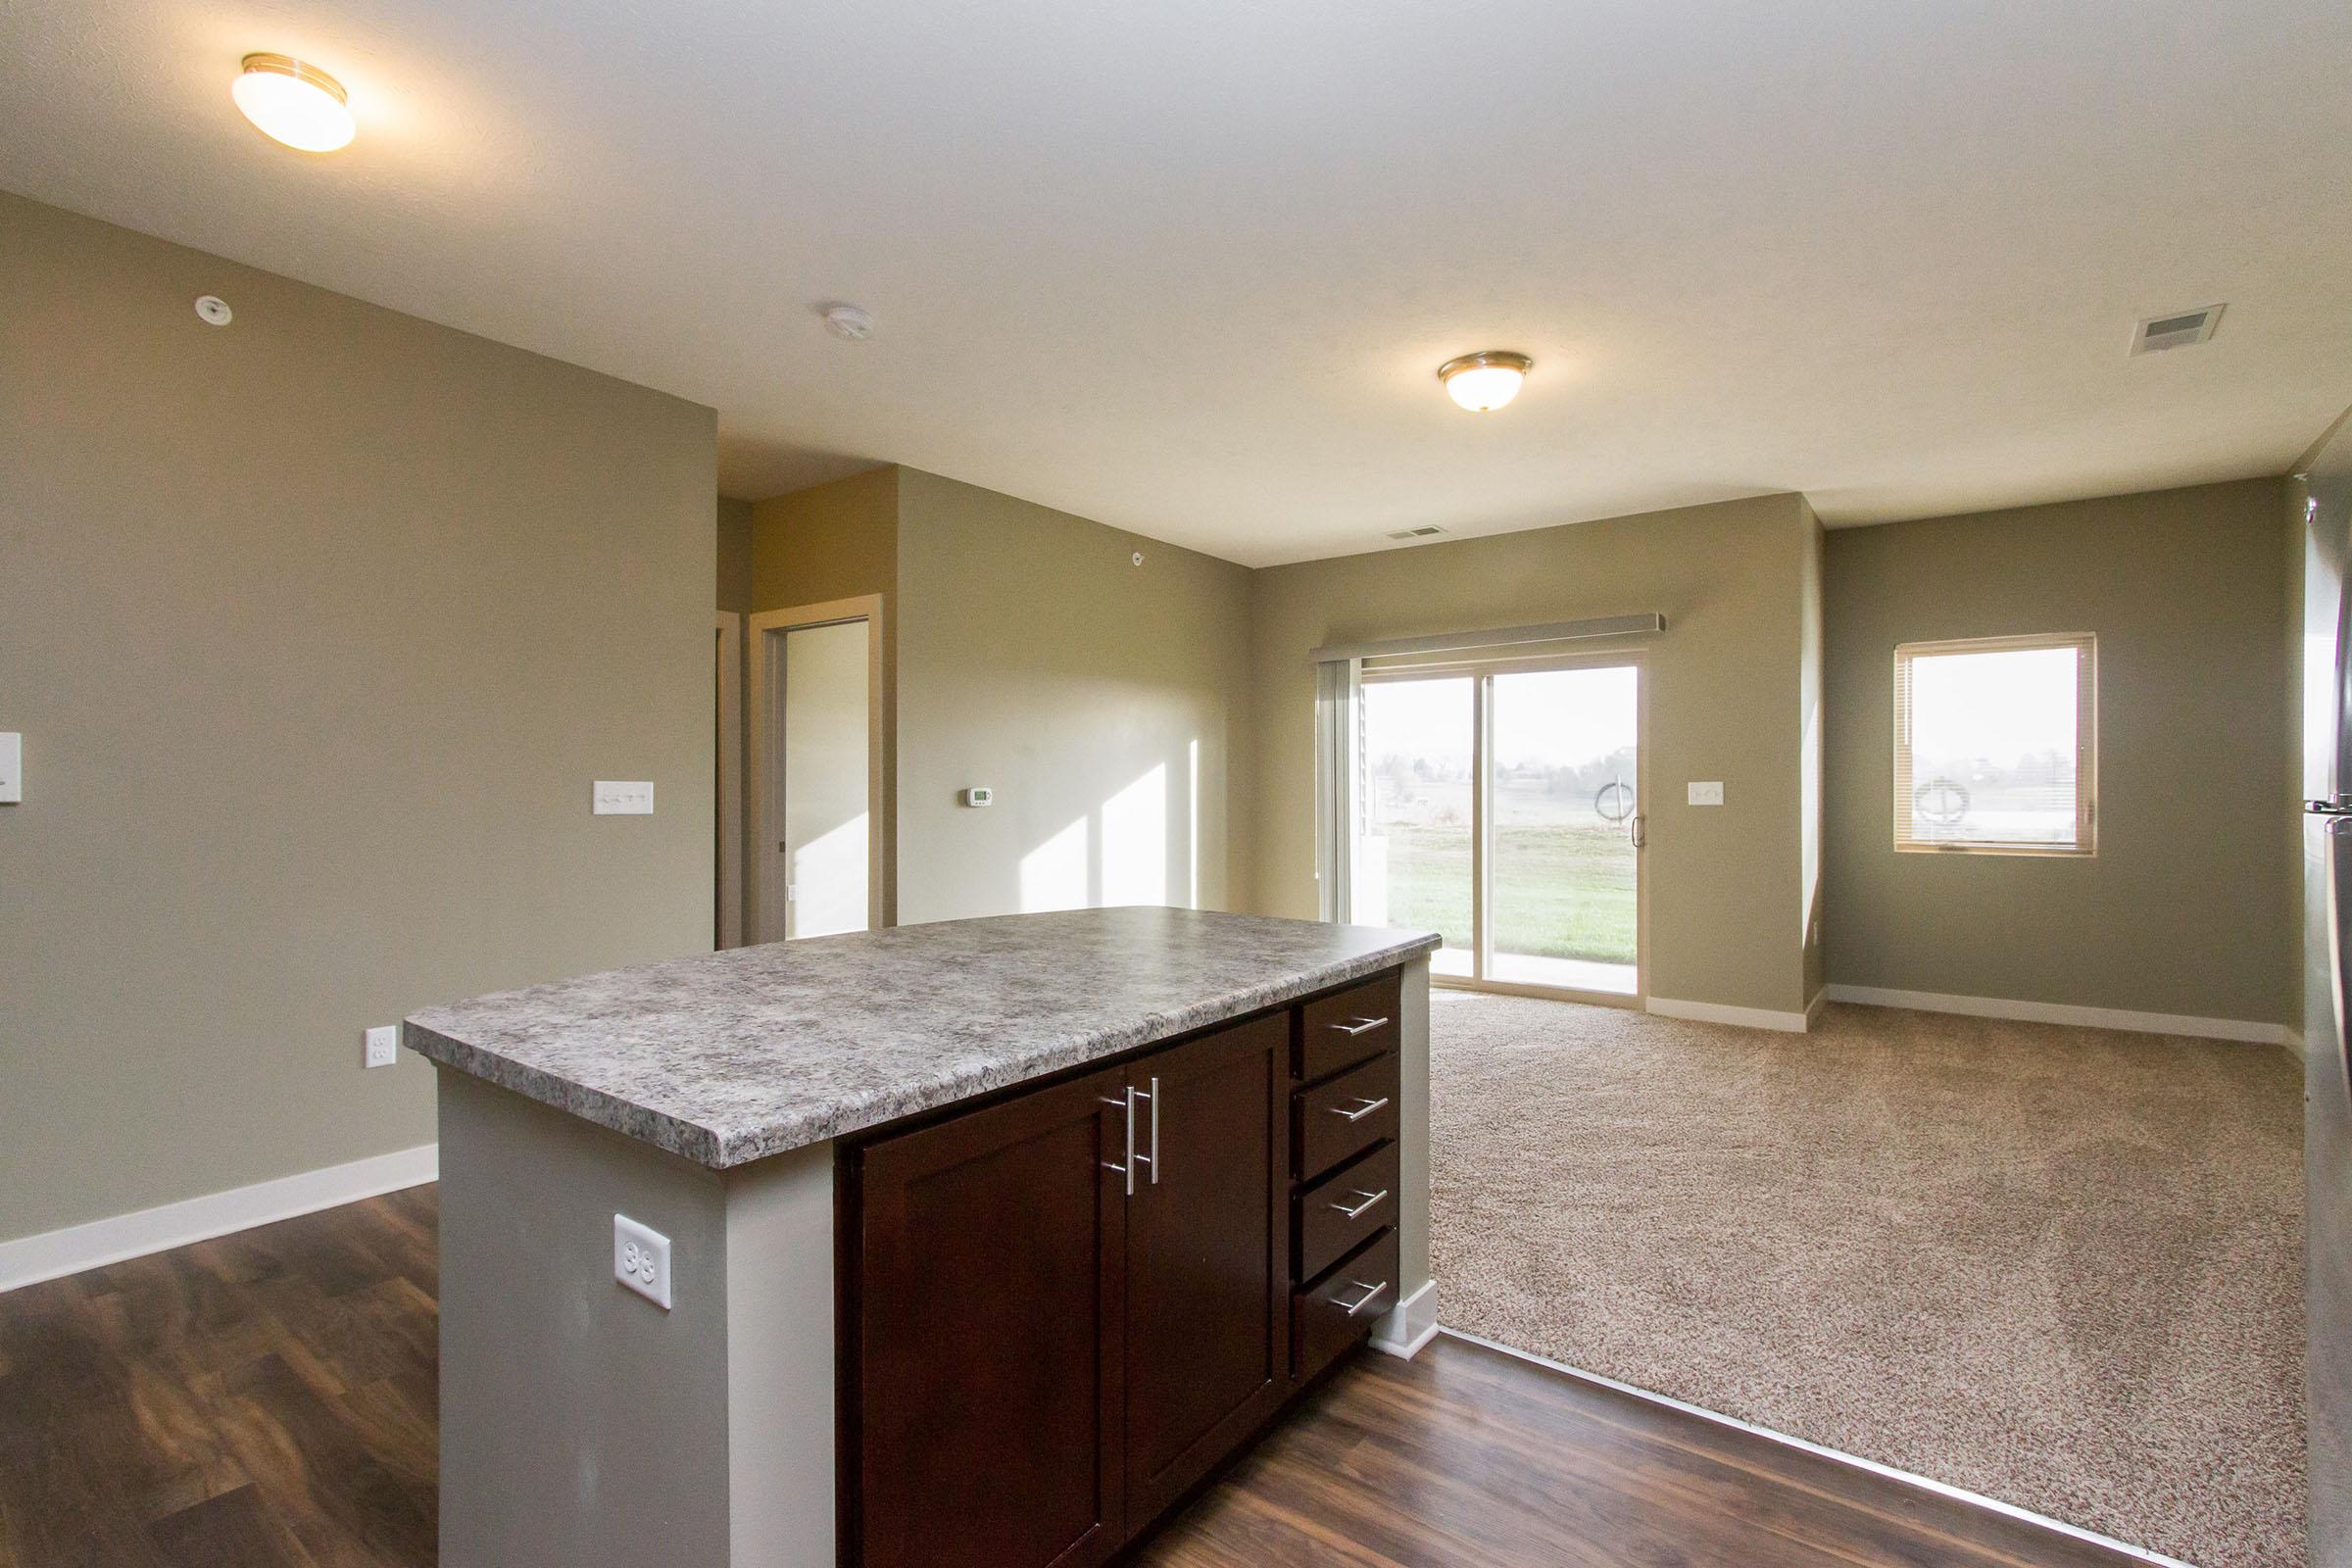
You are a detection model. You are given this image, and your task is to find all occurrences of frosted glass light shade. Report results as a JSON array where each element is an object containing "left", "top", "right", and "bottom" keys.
[
  {"left": 232, "top": 54, "right": 356, "bottom": 152},
  {"left": 1437, "top": 351, "right": 1533, "bottom": 412}
]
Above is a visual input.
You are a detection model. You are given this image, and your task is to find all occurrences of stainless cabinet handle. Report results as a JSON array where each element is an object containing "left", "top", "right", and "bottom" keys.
[
  {"left": 1328, "top": 1096, "right": 1391, "bottom": 1123},
  {"left": 1139, "top": 1076, "right": 1159, "bottom": 1186},
  {"left": 1338, "top": 1279, "right": 1391, "bottom": 1317},
  {"left": 1328, "top": 1187, "right": 1389, "bottom": 1219},
  {"left": 1100, "top": 1090, "right": 1135, "bottom": 1196},
  {"left": 1330, "top": 1016, "right": 1390, "bottom": 1036}
]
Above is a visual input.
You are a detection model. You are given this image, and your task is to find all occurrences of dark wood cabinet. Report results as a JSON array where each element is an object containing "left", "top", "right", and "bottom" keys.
[
  {"left": 845, "top": 968, "right": 1408, "bottom": 1568},
  {"left": 1122, "top": 1013, "right": 1288, "bottom": 1522},
  {"left": 851, "top": 1062, "right": 1130, "bottom": 1568}
]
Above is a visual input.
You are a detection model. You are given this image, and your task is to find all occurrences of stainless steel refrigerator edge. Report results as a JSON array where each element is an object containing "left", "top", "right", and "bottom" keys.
[{"left": 2302, "top": 409, "right": 2352, "bottom": 1568}]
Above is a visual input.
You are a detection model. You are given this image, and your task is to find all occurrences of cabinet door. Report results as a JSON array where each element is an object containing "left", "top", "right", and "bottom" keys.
[
  {"left": 854, "top": 1063, "right": 1128, "bottom": 1568},
  {"left": 1122, "top": 1013, "right": 1289, "bottom": 1524}
]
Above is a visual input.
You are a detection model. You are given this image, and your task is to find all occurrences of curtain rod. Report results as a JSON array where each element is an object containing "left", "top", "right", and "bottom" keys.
[{"left": 1309, "top": 612, "right": 1665, "bottom": 664}]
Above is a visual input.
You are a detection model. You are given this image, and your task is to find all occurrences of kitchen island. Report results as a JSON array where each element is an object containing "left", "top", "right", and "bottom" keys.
[{"left": 405, "top": 906, "right": 1440, "bottom": 1568}]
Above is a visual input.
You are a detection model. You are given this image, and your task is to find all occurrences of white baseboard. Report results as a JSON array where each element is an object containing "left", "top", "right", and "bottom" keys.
[
  {"left": 1820, "top": 985, "right": 2289, "bottom": 1046},
  {"left": 1371, "top": 1279, "right": 1441, "bottom": 1360},
  {"left": 2283, "top": 1027, "right": 2309, "bottom": 1059},
  {"left": 0, "top": 1143, "right": 439, "bottom": 1295},
  {"left": 1645, "top": 996, "right": 1812, "bottom": 1034}
]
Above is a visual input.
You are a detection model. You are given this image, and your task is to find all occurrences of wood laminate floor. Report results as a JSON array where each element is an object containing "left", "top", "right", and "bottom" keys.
[{"left": 0, "top": 1187, "right": 2141, "bottom": 1568}]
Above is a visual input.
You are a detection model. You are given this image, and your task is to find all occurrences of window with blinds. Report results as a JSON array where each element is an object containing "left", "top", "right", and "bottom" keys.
[{"left": 1892, "top": 633, "right": 2096, "bottom": 855}]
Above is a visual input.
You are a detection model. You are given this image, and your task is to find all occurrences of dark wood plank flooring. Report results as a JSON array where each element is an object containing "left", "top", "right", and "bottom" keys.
[{"left": 0, "top": 1187, "right": 2141, "bottom": 1567}]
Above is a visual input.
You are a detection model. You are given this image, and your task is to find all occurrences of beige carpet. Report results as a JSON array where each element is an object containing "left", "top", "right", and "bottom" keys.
[{"left": 1428, "top": 994, "right": 2305, "bottom": 1568}]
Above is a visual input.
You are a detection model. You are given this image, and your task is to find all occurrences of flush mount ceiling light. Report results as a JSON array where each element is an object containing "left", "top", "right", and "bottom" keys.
[
  {"left": 1437, "top": 351, "right": 1533, "bottom": 413},
  {"left": 821, "top": 304, "right": 875, "bottom": 340},
  {"left": 231, "top": 54, "right": 356, "bottom": 152}
]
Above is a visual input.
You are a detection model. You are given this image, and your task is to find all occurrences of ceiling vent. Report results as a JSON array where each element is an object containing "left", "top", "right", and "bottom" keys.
[
  {"left": 2132, "top": 305, "right": 2224, "bottom": 355},
  {"left": 1387, "top": 525, "right": 1447, "bottom": 541}
]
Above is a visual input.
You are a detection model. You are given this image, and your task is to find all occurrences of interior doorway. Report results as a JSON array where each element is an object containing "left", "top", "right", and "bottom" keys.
[
  {"left": 1350, "top": 657, "right": 1644, "bottom": 1003},
  {"left": 749, "top": 596, "right": 887, "bottom": 944}
]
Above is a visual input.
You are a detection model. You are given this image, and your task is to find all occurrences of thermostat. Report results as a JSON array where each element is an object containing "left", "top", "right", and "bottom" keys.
[{"left": 960, "top": 787, "right": 994, "bottom": 808}]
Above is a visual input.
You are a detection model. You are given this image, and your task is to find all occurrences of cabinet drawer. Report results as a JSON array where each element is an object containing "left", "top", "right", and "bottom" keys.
[
  {"left": 1295, "top": 1139, "right": 1398, "bottom": 1284},
  {"left": 1298, "top": 970, "right": 1402, "bottom": 1083},
  {"left": 1293, "top": 1049, "right": 1398, "bottom": 1183},
  {"left": 1293, "top": 1226, "right": 1399, "bottom": 1384}
]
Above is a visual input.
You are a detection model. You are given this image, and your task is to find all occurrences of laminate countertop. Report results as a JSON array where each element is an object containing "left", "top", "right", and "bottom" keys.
[{"left": 404, "top": 906, "right": 1440, "bottom": 1169}]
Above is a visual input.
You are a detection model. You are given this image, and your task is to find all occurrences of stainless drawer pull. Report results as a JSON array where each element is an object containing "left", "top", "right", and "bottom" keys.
[
  {"left": 1338, "top": 1279, "right": 1390, "bottom": 1317},
  {"left": 1330, "top": 1016, "right": 1391, "bottom": 1036},
  {"left": 1328, "top": 1188, "right": 1389, "bottom": 1220},
  {"left": 1328, "top": 1096, "right": 1391, "bottom": 1123}
]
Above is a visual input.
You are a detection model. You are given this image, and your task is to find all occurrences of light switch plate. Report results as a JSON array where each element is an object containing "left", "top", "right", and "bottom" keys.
[
  {"left": 613, "top": 1214, "right": 672, "bottom": 1309},
  {"left": 363, "top": 1025, "right": 398, "bottom": 1069},
  {"left": 593, "top": 780, "right": 655, "bottom": 815},
  {"left": 1688, "top": 781, "right": 1725, "bottom": 807},
  {"left": 0, "top": 732, "right": 19, "bottom": 804}
]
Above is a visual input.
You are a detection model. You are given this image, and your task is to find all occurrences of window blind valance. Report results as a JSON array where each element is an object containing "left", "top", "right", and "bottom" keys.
[{"left": 1309, "top": 613, "right": 1663, "bottom": 665}]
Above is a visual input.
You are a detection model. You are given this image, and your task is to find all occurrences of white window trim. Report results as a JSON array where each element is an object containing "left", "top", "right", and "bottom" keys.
[{"left": 1892, "top": 632, "right": 2097, "bottom": 858}]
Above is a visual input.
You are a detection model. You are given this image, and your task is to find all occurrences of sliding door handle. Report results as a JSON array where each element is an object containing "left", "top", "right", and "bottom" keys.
[{"left": 1327, "top": 1096, "right": 1391, "bottom": 1123}]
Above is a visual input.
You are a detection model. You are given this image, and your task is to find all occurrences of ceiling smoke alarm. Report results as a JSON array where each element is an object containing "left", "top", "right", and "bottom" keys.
[
  {"left": 820, "top": 304, "right": 875, "bottom": 341},
  {"left": 2131, "top": 305, "right": 2224, "bottom": 355}
]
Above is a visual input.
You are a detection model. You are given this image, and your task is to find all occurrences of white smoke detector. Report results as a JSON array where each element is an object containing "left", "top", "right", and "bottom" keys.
[
  {"left": 194, "top": 295, "right": 233, "bottom": 326},
  {"left": 2132, "top": 305, "right": 2223, "bottom": 355},
  {"left": 821, "top": 304, "right": 875, "bottom": 341}
]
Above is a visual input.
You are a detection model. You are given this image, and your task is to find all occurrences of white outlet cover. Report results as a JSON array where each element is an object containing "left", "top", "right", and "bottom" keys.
[
  {"left": 1688, "top": 781, "right": 1726, "bottom": 806},
  {"left": 0, "top": 732, "right": 19, "bottom": 803},
  {"left": 613, "top": 1214, "right": 672, "bottom": 1309},
  {"left": 592, "top": 780, "right": 655, "bottom": 815},
  {"left": 363, "top": 1024, "right": 399, "bottom": 1068}
]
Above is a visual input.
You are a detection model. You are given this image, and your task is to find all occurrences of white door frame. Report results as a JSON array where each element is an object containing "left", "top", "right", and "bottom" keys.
[
  {"left": 748, "top": 595, "right": 889, "bottom": 944},
  {"left": 714, "top": 612, "right": 744, "bottom": 950}
]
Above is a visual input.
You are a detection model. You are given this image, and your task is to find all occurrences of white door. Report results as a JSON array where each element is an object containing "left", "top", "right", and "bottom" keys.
[{"left": 777, "top": 619, "right": 870, "bottom": 938}]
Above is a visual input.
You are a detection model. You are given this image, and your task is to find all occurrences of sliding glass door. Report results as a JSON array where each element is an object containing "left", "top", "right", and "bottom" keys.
[
  {"left": 1351, "top": 659, "right": 1643, "bottom": 1000},
  {"left": 1356, "top": 676, "right": 1476, "bottom": 977}
]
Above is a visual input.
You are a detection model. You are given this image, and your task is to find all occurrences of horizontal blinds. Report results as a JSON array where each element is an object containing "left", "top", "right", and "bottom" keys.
[{"left": 1893, "top": 632, "right": 2096, "bottom": 855}]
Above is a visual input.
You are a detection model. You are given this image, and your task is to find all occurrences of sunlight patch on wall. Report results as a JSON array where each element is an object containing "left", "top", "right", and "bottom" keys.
[
  {"left": 1102, "top": 763, "right": 1167, "bottom": 906},
  {"left": 1019, "top": 816, "right": 1090, "bottom": 913},
  {"left": 793, "top": 812, "right": 869, "bottom": 937}
]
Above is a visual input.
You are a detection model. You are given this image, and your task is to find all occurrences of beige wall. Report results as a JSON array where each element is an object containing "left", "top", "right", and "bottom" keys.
[
  {"left": 0, "top": 194, "right": 717, "bottom": 1245},
  {"left": 749, "top": 466, "right": 898, "bottom": 612},
  {"left": 1822, "top": 479, "right": 2293, "bottom": 1023},
  {"left": 716, "top": 496, "right": 755, "bottom": 613},
  {"left": 894, "top": 469, "right": 1253, "bottom": 925},
  {"left": 1248, "top": 494, "right": 1820, "bottom": 1017}
]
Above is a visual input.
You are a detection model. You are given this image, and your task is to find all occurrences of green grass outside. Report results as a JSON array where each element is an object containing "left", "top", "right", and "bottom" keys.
[{"left": 1382, "top": 822, "right": 1636, "bottom": 963}]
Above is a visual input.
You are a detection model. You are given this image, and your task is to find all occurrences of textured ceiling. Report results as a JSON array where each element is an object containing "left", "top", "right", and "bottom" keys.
[{"left": 6, "top": 0, "right": 2350, "bottom": 565}]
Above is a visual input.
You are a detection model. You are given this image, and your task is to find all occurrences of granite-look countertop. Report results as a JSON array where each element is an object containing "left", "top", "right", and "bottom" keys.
[{"left": 404, "top": 907, "right": 1440, "bottom": 1168}]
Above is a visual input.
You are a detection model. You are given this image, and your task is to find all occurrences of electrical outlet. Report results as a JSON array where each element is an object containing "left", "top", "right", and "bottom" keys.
[
  {"left": 613, "top": 1214, "right": 672, "bottom": 1309},
  {"left": 592, "top": 780, "right": 655, "bottom": 815},
  {"left": 0, "top": 732, "right": 20, "bottom": 804},
  {"left": 363, "top": 1025, "right": 398, "bottom": 1069}
]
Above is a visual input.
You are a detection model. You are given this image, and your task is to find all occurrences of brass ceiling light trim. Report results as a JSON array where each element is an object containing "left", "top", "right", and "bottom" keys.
[{"left": 1437, "top": 350, "right": 1534, "bottom": 413}]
